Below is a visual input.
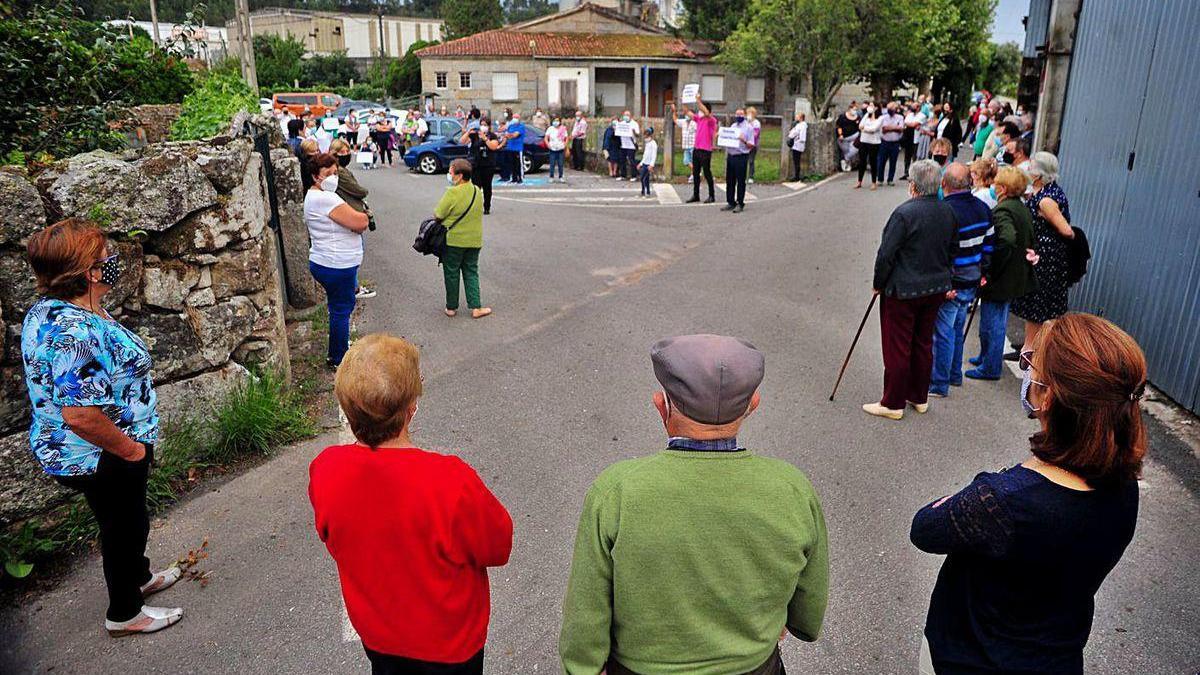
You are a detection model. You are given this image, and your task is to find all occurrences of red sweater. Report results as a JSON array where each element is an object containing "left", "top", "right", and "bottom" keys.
[{"left": 308, "top": 444, "right": 513, "bottom": 662}]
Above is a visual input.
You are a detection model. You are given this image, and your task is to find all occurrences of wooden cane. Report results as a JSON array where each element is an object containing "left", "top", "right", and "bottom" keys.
[{"left": 829, "top": 293, "right": 879, "bottom": 401}]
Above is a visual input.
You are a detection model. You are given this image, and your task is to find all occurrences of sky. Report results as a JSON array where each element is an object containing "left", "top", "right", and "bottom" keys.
[{"left": 992, "top": 0, "right": 1030, "bottom": 45}]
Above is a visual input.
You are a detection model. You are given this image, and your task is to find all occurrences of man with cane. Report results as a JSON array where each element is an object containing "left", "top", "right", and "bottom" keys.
[{"left": 863, "top": 159, "right": 957, "bottom": 420}]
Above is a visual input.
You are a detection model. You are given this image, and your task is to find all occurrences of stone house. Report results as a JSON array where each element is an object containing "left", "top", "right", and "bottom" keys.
[
  {"left": 416, "top": 3, "right": 786, "bottom": 119},
  {"left": 227, "top": 7, "right": 444, "bottom": 65}
]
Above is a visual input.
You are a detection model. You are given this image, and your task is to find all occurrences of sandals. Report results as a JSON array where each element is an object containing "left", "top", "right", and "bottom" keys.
[
  {"left": 471, "top": 308, "right": 493, "bottom": 319},
  {"left": 444, "top": 309, "right": 457, "bottom": 317}
]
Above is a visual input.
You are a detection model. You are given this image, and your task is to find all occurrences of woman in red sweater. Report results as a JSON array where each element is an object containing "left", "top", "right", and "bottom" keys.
[{"left": 308, "top": 333, "right": 513, "bottom": 674}]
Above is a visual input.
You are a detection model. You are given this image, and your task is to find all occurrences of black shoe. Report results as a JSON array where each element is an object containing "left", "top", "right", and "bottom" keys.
[
  {"left": 483, "top": 208, "right": 490, "bottom": 215},
  {"left": 733, "top": 205, "right": 744, "bottom": 213},
  {"left": 1003, "top": 350, "right": 1021, "bottom": 362},
  {"left": 704, "top": 197, "right": 715, "bottom": 203},
  {"left": 325, "top": 358, "right": 339, "bottom": 371},
  {"left": 686, "top": 196, "right": 700, "bottom": 203},
  {"left": 721, "top": 204, "right": 736, "bottom": 212},
  {"left": 886, "top": 181, "right": 894, "bottom": 186},
  {"left": 900, "top": 174, "right": 909, "bottom": 180}
]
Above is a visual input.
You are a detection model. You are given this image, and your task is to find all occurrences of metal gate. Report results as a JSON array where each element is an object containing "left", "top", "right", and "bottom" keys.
[{"left": 1059, "top": 0, "right": 1200, "bottom": 412}]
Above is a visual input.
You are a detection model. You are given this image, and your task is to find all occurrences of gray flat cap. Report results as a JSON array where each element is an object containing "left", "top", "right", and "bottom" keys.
[{"left": 651, "top": 334, "right": 765, "bottom": 425}]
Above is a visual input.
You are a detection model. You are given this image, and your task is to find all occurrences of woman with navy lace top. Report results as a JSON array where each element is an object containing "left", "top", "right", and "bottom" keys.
[{"left": 912, "top": 313, "right": 1146, "bottom": 675}]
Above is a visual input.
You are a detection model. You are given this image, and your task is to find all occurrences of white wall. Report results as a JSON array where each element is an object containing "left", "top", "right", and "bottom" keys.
[
  {"left": 342, "top": 16, "right": 374, "bottom": 58},
  {"left": 548, "top": 66, "right": 590, "bottom": 108}
]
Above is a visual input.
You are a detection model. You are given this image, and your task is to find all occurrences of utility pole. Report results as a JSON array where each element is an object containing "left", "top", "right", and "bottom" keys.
[
  {"left": 148, "top": 0, "right": 161, "bottom": 43},
  {"left": 235, "top": 0, "right": 259, "bottom": 94},
  {"left": 378, "top": 6, "right": 387, "bottom": 60}
]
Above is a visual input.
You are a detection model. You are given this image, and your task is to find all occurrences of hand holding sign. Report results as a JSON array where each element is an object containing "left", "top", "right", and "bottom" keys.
[{"left": 681, "top": 83, "right": 700, "bottom": 104}]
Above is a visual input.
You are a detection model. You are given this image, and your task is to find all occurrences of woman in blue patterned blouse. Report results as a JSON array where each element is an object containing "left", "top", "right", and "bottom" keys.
[{"left": 21, "top": 219, "right": 183, "bottom": 636}]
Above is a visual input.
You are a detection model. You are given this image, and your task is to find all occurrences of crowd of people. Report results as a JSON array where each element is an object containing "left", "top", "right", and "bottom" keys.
[{"left": 12, "top": 84, "right": 1148, "bottom": 675}]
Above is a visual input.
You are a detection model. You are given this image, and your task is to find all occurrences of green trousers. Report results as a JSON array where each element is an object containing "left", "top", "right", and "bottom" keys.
[{"left": 443, "top": 246, "right": 482, "bottom": 310}]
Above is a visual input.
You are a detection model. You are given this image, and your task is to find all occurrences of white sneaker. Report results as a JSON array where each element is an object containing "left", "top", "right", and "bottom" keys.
[
  {"left": 355, "top": 286, "right": 377, "bottom": 299},
  {"left": 106, "top": 605, "right": 183, "bottom": 637},
  {"left": 140, "top": 565, "right": 182, "bottom": 598},
  {"left": 748, "top": 178, "right": 756, "bottom": 184}
]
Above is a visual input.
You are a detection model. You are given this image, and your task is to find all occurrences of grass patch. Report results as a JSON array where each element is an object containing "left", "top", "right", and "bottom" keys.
[
  {"left": 668, "top": 126, "right": 784, "bottom": 183},
  {"left": 1, "top": 368, "right": 316, "bottom": 581}
]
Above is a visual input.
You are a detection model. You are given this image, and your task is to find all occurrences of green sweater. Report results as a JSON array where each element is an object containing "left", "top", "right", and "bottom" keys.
[
  {"left": 434, "top": 181, "right": 483, "bottom": 249},
  {"left": 980, "top": 197, "right": 1039, "bottom": 302},
  {"left": 559, "top": 449, "right": 829, "bottom": 675}
]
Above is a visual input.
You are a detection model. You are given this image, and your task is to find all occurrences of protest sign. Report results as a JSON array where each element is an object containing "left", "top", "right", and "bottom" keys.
[
  {"left": 717, "top": 126, "right": 742, "bottom": 149},
  {"left": 615, "top": 122, "right": 633, "bottom": 137},
  {"left": 681, "top": 84, "right": 700, "bottom": 104}
]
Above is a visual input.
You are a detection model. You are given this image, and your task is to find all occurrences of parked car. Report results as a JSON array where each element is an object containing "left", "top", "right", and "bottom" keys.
[
  {"left": 259, "top": 98, "right": 273, "bottom": 113},
  {"left": 272, "top": 92, "right": 341, "bottom": 117},
  {"left": 402, "top": 117, "right": 548, "bottom": 174}
]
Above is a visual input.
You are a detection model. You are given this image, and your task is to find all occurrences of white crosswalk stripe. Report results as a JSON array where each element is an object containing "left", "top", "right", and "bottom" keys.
[
  {"left": 713, "top": 183, "right": 758, "bottom": 200},
  {"left": 654, "top": 183, "right": 682, "bottom": 204}
]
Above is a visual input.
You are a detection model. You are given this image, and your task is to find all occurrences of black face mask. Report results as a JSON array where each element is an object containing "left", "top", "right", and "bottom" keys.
[
  {"left": 337, "top": 154, "right": 351, "bottom": 167},
  {"left": 933, "top": 155, "right": 948, "bottom": 166},
  {"left": 98, "top": 255, "right": 122, "bottom": 286}
]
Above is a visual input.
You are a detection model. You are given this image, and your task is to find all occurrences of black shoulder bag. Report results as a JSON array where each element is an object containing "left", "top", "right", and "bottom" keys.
[{"left": 413, "top": 187, "right": 477, "bottom": 262}]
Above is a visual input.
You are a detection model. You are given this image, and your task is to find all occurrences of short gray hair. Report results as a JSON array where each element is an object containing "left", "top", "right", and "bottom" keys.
[
  {"left": 1028, "top": 151, "right": 1059, "bottom": 183},
  {"left": 909, "top": 160, "right": 941, "bottom": 196}
]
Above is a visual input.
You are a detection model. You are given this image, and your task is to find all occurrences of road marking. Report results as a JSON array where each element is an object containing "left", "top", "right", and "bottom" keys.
[
  {"left": 782, "top": 180, "right": 807, "bottom": 191},
  {"left": 523, "top": 196, "right": 648, "bottom": 203},
  {"left": 492, "top": 187, "right": 635, "bottom": 193},
  {"left": 342, "top": 599, "right": 360, "bottom": 642},
  {"left": 493, "top": 172, "right": 844, "bottom": 209},
  {"left": 654, "top": 183, "right": 682, "bottom": 204}
]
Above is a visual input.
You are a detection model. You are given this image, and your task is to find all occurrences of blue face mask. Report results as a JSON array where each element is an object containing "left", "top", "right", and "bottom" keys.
[{"left": 989, "top": 185, "right": 998, "bottom": 201}]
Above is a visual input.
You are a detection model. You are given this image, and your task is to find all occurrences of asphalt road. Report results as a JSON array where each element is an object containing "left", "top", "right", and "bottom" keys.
[{"left": 2, "top": 166, "right": 1198, "bottom": 674}]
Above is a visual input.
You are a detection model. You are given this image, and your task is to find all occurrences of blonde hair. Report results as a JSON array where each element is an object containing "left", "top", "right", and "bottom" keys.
[
  {"left": 930, "top": 138, "right": 953, "bottom": 156},
  {"left": 970, "top": 157, "right": 997, "bottom": 184},
  {"left": 299, "top": 138, "right": 319, "bottom": 155},
  {"left": 334, "top": 334, "right": 424, "bottom": 448},
  {"left": 329, "top": 138, "right": 350, "bottom": 154},
  {"left": 992, "top": 166, "right": 1028, "bottom": 199},
  {"left": 746, "top": 106, "right": 758, "bottom": 116}
]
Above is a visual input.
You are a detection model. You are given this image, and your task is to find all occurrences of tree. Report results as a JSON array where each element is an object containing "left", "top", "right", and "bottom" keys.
[
  {"left": 302, "top": 51, "right": 360, "bottom": 88},
  {"left": 370, "top": 39, "right": 435, "bottom": 97},
  {"left": 253, "top": 33, "right": 305, "bottom": 92},
  {"left": 718, "top": 0, "right": 859, "bottom": 117},
  {"left": 853, "top": 0, "right": 958, "bottom": 100},
  {"left": 980, "top": 41, "right": 1021, "bottom": 98},
  {"left": 504, "top": 0, "right": 556, "bottom": 24},
  {"left": 440, "top": 0, "right": 503, "bottom": 40},
  {"left": 929, "top": 0, "right": 996, "bottom": 107},
  {"left": 681, "top": 0, "right": 751, "bottom": 40}
]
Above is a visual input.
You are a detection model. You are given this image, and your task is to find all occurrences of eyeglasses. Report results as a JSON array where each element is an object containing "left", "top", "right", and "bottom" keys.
[
  {"left": 1018, "top": 350, "right": 1035, "bottom": 372},
  {"left": 92, "top": 253, "right": 118, "bottom": 268}
]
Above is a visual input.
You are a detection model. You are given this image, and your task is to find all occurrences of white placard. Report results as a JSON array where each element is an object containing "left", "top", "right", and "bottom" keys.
[
  {"left": 322, "top": 117, "right": 340, "bottom": 131},
  {"left": 717, "top": 126, "right": 742, "bottom": 149},
  {"left": 356, "top": 151, "right": 373, "bottom": 164},
  {"left": 615, "top": 122, "right": 633, "bottom": 137},
  {"left": 681, "top": 83, "right": 700, "bottom": 104}
]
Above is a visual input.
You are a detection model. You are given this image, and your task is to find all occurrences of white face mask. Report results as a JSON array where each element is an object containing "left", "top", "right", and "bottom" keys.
[
  {"left": 480, "top": 125, "right": 489, "bottom": 133},
  {"left": 447, "top": 172, "right": 456, "bottom": 185},
  {"left": 320, "top": 174, "right": 339, "bottom": 192}
]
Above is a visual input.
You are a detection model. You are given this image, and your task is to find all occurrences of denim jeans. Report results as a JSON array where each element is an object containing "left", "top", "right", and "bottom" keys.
[
  {"left": 930, "top": 286, "right": 975, "bottom": 394},
  {"left": 548, "top": 150, "right": 564, "bottom": 178},
  {"left": 639, "top": 164, "right": 651, "bottom": 195},
  {"left": 878, "top": 140, "right": 900, "bottom": 183},
  {"left": 309, "top": 261, "right": 358, "bottom": 365},
  {"left": 973, "top": 299, "right": 1010, "bottom": 378}
]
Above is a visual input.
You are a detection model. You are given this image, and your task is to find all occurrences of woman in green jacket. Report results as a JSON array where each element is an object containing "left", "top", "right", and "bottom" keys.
[
  {"left": 967, "top": 166, "right": 1038, "bottom": 380},
  {"left": 436, "top": 159, "right": 491, "bottom": 318}
]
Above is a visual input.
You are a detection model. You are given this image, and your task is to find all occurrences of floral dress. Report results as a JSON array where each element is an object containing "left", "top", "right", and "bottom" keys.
[
  {"left": 21, "top": 298, "right": 158, "bottom": 476},
  {"left": 1012, "top": 181, "right": 1072, "bottom": 324}
]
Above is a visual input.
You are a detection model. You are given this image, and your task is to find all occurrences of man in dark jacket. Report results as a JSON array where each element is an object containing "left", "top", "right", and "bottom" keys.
[
  {"left": 929, "top": 163, "right": 993, "bottom": 397},
  {"left": 865, "top": 159, "right": 958, "bottom": 420}
]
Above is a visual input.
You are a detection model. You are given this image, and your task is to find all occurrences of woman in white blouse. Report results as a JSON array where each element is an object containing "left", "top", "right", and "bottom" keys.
[{"left": 304, "top": 153, "right": 371, "bottom": 368}]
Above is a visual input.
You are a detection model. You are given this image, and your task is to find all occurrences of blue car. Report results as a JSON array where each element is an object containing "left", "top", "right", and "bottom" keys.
[{"left": 402, "top": 117, "right": 548, "bottom": 174}]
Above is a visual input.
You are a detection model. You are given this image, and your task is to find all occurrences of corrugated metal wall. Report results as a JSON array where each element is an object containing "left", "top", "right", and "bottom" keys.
[
  {"left": 1024, "top": 0, "right": 1052, "bottom": 57},
  {"left": 1060, "top": 0, "right": 1200, "bottom": 412}
]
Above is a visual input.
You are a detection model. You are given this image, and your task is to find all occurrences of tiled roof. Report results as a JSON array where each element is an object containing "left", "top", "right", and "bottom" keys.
[{"left": 416, "top": 30, "right": 704, "bottom": 60}]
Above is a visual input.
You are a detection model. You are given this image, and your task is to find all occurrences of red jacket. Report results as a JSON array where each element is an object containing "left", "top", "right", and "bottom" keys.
[{"left": 309, "top": 444, "right": 513, "bottom": 662}]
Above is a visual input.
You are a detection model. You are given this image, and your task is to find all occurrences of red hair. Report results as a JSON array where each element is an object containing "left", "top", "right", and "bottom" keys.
[{"left": 26, "top": 218, "right": 107, "bottom": 299}]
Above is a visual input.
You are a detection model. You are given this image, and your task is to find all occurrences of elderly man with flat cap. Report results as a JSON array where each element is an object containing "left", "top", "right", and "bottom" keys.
[{"left": 559, "top": 334, "right": 829, "bottom": 675}]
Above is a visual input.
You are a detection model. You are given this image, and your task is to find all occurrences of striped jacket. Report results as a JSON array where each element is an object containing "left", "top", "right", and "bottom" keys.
[{"left": 944, "top": 191, "right": 994, "bottom": 290}]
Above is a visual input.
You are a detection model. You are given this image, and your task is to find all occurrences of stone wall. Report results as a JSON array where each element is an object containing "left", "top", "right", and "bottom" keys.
[{"left": 0, "top": 129, "right": 306, "bottom": 525}]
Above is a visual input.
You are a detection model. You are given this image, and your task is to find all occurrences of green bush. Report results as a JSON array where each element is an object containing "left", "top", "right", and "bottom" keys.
[
  {"left": 171, "top": 71, "right": 258, "bottom": 141},
  {"left": 337, "top": 84, "right": 387, "bottom": 103},
  {"left": 302, "top": 51, "right": 359, "bottom": 89}
]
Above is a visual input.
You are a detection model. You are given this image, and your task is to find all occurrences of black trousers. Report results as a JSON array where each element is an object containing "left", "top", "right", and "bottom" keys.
[
  {"left": 55, "top": 447, "right": 155, "bottom": 622},
  {"left": 472, "top": 165, "right": 494, "bottom": 212},
  {"left": 364, "top": 646, "right": 484, "bottom": 675},
  {"left": 373, "top": 132, "right": 393, "bottom": 165},
  {"left": 691, "top": 148, "right": 714, "bottom": 199},
  {"left": 725, "top": 153, "right": 749, "bottom": 207},
  {"left": 790, "top": 148, "right": 804, "bottom": 181},
  {"left": 902, "top": 140, "right": 917, "bottom": 177},
  {"left": 571, "top": 138, "right": 586, "bottom": 170},
  {"left": 620, "top": 148, "right": 637, "bottom": 178},
  {"left": 858, "top": 143, "right": 879, "bottom": 183}
]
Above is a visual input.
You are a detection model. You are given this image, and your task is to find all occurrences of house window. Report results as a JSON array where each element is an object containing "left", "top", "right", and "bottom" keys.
[
  {"left": 746, "top": 77, "right": 765, "bottom": 103},
  {"left": 459, "top": 72, "right": 472, "bottom": 89},
  {"left": 701, "top": 75, "right": 725, "bottom": 102},
  {"left": 492, "top": 72, "right": 518, "bottom": 101},
  {"left": 435, "top": 72, "right": 447, "bottom": 89}
]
